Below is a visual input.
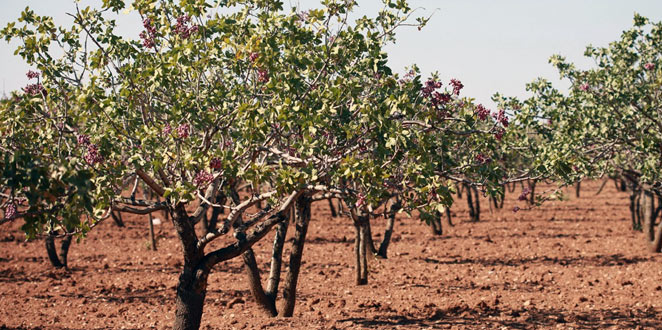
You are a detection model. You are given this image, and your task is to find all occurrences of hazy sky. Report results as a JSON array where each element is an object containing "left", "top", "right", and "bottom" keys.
[{"left": 2, "top": 0, "right": 662, "bottom": 109}]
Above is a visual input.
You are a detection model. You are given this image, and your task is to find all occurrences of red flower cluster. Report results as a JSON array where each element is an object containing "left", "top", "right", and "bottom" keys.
[
  {"left": 4, "top": 203, "right": 17, "bottom": 219},
  {"left": 210, "top": 158, "right": 222, "bottom": 170},
  {"left": 644, "top": 62, "right": 655, "bottom": 70},
  {"left": 475, "top": 104, "right": 490, "bottom": 121},
  {"left": 579, "top": 83, "right": 590, "bottom": 91},
  {"left": 26, "top": 70, "right": 40, "bottom": 80},
  {"left": 518, "top": 188, "right": 531, "bottom": 201},
  {"left": 174, "top": 15, "right": 198, "bottom": 39},
  {"left": 449, "top": 78, "right": 463, "bottom": 96},
  {"left": 493, "top": 109, "right": 509, "bottom": 127},
  {"left": 163, "top": 124, "right": 172, "bottom": 136},
  {"left": 421, "top": 79, "right": 442, "bottom": 98},
  {"left": 84, "top": 144, "right": 104, "bottom": 166},
  {"left": 23, "top": 83, "right": 46, "bottom": 96},
  {"left": 249, "top": 52, "right": 259, "bottom": 63},
  {"left": 177, "top": 123, "right": 190, "bottom": 139},
  {"left": 258, "top": 69, "right": 269, "bottom": 83},
  {"left": 140, "top": 18, "right": 158, "bottom": 48},
  {"left": 193, "top": 171, "right": 214, "bottom": 187},
  {"left": 77, "top": 134, "right": 90, "bottom": 146},
  {"left": 355, "top": 193, "right": 366, "bottom": 208}
]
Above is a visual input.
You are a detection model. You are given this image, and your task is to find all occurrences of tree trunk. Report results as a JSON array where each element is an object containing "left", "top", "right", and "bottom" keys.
[
  {"left": 328, "top": 198, "right": 338, "bottom": 217},
  {"left": 575, "top": 181, "right": 581, "bottom": 198},
  {"left": 279, "top": 196, "right": 311, "bottom": 317},
  {"left": 59, "top": 235, "right": 72, "bottom": 268},
  {"left": 643, "top": 189, "right": 655, "bottom": 242},
  {"left": 650, "top": 220, "right": 662, "bottom": 253},
  {"left": 173, "top": 265, "right": 208, "bottom": 330},
  {"left": 358, "top": 222, "right": 369, "bottom": 284},
  {"left": 45, "top": 235, "right": 65, "bottom": 268},
  {"left": 430, "top": 212, "right": 442, "bottom": 236},
  {"left": 376, "top": 200, "right": 400, "bottom": 258},
  {"left": 466, "top": 184, "right": 475, "bottom": 221},
  {"left": 242, "top": 248, "right": 277, "bottom": 316},
  {"left": 266, "top": 218, "right": 289, "bottom": 304},
  {"left": 171, "top": 204, "right": 208, "bottom": 330},
  {"left": 362, "top": 217, "right": 378, "bottom": 255},
  {"left": 148, "top": 212, "right": 157, "bottom": 251},
  {"left": 472, "top": 186, "right": 480, "bottom": 222},
  {"left": 528, "top": 180, "right": 537, "bottom": 206},
  {"left": 446, "top": 207, "right": 454, "bottom": 226},
  {"left": 110, "top": 210, "right": 125, "bottom": 227}
]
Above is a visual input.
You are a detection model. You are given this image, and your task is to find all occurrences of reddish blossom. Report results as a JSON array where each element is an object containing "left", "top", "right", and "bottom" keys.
[
  {"left": 5, "top": 203, "right": 17, "bottom": 219},
  {"left": 249, "top": 52, "right": 259, "bottom": 63},
  {"left": 23, "top": 83, "right": 46, "bottom": 96},
  {"left": 177, "top": 123, "right": 190, "bottom": 139},
  {"left": 518, "top": 188, "right": 531, "bottom": 201},
  {"left": 355, "top": 193, "right": 366, "bottom": 208},
  {"left": 579, "top": 83, "right": 590, "bottom": 91},
  {"left": 644, "top": 62, "right": 655, "bottom": 70},
  {"left": 475, "top": 153, "right": 490, "bottom": 164},
  {"left": 163, "top": 124, "right": 172, "bottom": 136},
  {"left": 493, "top": 109, "right": 509, "bottom": 127},
  {"left": 475, "top": 104, "right": 490, "bottom": 121},
  {"left": 26, "top": 70, "right": 40, "bottom": 80},
  {"left": 84, "top": 144, "right": 104, "bottom": 166},
  {"left": 77, "top": 134, "right": 90, "bottom": 146},
  {"left": 449, "top": 78, "right": 463, "bottom": 96},
  {"left": 258, "top": 69, "right": 269, "bottom": 83},
  {"left": 210, "top": 158, "right": 222, "bottom": 170},
  {"left": 193, "top": 171, "right": 214, "bottom": 187}
]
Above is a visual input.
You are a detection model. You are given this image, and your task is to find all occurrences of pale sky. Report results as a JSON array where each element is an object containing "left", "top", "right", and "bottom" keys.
[{"left": 2, "top": 1, "right": 662, "bottom": 110}]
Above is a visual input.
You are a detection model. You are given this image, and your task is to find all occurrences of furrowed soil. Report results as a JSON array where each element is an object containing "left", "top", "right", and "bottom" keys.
[{"left": 1, "top": 180, "right": 661, "bottom": 330}]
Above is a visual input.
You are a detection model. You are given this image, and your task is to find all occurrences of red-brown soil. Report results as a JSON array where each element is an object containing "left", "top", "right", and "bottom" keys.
[{"left": 1, "top": 180, "right": 661, "bottom": 330}]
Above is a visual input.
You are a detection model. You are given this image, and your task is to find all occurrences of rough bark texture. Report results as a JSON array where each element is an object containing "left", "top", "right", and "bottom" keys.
[
  {"left": 376, "top": 200, "right": 400, "bottom": 258},
  {"left": 279, "top": 196, "right": 311, "bottom": 317},
  {"left": 266, "top": 219, "right": 289, "bottom": 303},
  {"left": 243, "top": 248, "right": 277, "bottom": 316},
  {"left": 643, "top": 190, "right": 655, "bottom": 242},
  {"left": 328, "top": 198, "right": 338, "bottom": 217},
  {"left": 45, "top": 236, "right": 64, "bottom": 269}
]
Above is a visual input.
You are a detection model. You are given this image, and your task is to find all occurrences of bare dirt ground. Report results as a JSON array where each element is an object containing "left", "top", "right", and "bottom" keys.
[{"left": 1, "top": 180, "right": 661, "bottom": 330}]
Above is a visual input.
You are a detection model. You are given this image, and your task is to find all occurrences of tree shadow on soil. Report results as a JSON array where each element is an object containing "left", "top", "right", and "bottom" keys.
[
  {"left": 418, "top": 253, "right": 651, "bottom": 267},
  {"left": 340, "top": 305, "right": 661, "bottom": 329}
]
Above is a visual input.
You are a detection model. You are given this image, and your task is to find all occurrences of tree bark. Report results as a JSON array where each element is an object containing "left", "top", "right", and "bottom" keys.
[
  {"left": 472, "top": 186, "right": 481, "bottom": 222},
  {"left": 466, "top": 184, "right": 475, "bottom": 221},
  {"left": 265, "top": 219, "right": 289, "bottom": 304},
  {"left": 328, "top": 198, "right": 338, "bottom": 217},
  {"left": 643, "top": 189, "right": 655, "bottom": 242},
  {"left": 376, "top": 200, "right": 400, "bottom": 258},
  {"left": 279, "top": 196, "right": 311, "bottom": 317},
  {"left": 45, "top": 235, "right": 65, "bottom": 268},
  {"left": 575, "top": 181, "right": 581, "bottom": 198},
  {"left": 430, "top": 212, "right": 443, "bottom": 236},
  {"left": 59, "top": 235, "right": 72, "bottom": 268}
]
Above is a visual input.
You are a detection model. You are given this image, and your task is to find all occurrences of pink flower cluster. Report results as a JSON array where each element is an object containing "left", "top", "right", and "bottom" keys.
[
  {"left": 644, "top": 62, "right": 655, "bottom": 70},
  {"left": 193, "top": 170, "right": 214, "bottom": 187},
  {"left": 174, "top": 15, "right": 198, "bottom": 39},
  {"left": 421, "top": 79, "right": 442, "bottom": 98},
  {"left": 77, "top": 134, "right": 90, "bottom": 146},
  {"left": 494, "top": 127, "right": 505, "bottom": 141},
  {"left": 163, "top": 124, "right": 172, "bottom": 136},
  {"left": 493, "top": 109, "right": 509, "bottom": 127},
  {"left": 23, "top": 83, "right": 46, "bottom": 96},
  {"left": 84, "top": 144, "right": 104, "bottom": 166},
  {"left": 210, "top": 158, "right": 222, "bottom": 170},
  {"left": 258, "top": 69, "right": 269, "bottom": 83},
  {"left": 140, "top": 18, "right": 157, "bottom": 48},
  {"left": 355, "top": 193, "right": 366, "bottom": 208},
  {"left": 249, "top": 52, "right": 259, "bottom": 63},
  {"left": 475, "top": 104, "right": 490, "bottom": 121},
  {"left": 449, "top": 78, "right": 464, "bottom": 96},
  {"left": 26, "top": 70, "right": 40, "bottom": 80},
  {"left": 579, "top": 83, "right": 590, "bottom": 92},
  {"left": 518, "top": 188, "right": 531, "bottom": 201},
  {"left": 5, "top": 203, "right": 17, "bottom": 219},
  {"left": 177, "top": 123, "right": 190, "bottom": 139}
]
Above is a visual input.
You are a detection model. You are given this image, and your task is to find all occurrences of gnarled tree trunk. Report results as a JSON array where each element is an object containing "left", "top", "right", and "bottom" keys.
[{"left": 279, "top": 195, "right": 311, "bottom": 317}]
